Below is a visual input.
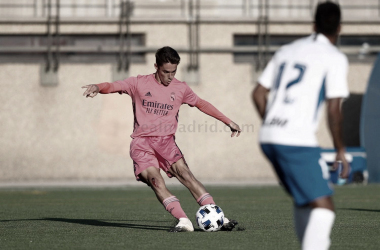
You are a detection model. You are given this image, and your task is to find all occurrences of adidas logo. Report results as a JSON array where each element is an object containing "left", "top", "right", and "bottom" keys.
[{"left": 145, "top": 92, "right": 152, "bottom": 97}]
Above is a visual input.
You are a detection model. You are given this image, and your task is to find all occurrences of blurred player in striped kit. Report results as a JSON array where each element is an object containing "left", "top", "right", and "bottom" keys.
[
  {"left": 82, "top": 46, "right": 241, "bottom": 232},
  {"left": 253, "top": 2, "right": 350, "bottom": 249}
]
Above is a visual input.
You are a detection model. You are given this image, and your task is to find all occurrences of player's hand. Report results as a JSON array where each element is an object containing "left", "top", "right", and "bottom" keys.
[
  {"left": 333, "top": 150, "right": 350, "bottom": 179},
  {"left": 82, "top": 84, "right": 100, "bottom": 98},
  {"left": 228, "top": 121, "right": 241, "bottom": 138}
]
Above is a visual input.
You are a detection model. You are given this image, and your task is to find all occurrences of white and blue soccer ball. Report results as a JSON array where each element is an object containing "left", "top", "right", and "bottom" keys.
[{"left": 196, "top": 204, "right": 224, "bottom": 232}]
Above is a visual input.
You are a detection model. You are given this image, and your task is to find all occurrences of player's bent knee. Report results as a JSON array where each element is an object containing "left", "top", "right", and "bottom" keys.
[
  {"left": 150, "top": 177, "right": 160, "bottom": 189},
  {"left": 147, "top": 175, "right": 167, "bottom": 191}
]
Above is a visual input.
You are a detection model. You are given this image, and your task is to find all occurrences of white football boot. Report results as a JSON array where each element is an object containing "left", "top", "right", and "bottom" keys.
[{"left": 169, "top": 218, "right": 194, "bottom": 232}]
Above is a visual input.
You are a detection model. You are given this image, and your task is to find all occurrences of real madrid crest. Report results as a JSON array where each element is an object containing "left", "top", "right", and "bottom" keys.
[{"left": 170, "top": 92, "right": 176, "bottom": 101}]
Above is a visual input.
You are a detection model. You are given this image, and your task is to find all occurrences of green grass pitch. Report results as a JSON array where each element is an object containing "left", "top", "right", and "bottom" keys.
[{"left": 0, "top": 185, "right": 379, "bottom": 250}]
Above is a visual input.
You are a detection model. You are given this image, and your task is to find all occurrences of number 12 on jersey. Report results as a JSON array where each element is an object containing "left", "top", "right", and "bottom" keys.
[{"left": 270, "top": 62, "right": 307, "bottom": 106}]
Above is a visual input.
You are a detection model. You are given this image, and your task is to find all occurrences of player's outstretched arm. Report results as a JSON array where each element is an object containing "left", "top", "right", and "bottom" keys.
[
  {"left": 327, "top": 98, "right": 349, "bottom": 178},
  {"left": 82, "top": 79, "right": 136, "bottom": 98},
  {"left": 252, "top": 83, "right": 269, "bottom": 119},
  {"left": 82, "top": 84, "right": 100, "bottom": 98},
  {"left": 227, "top": 121, "right": 241, "bottom": 138},
  {"left": 195, "top": 99, "right": 241, "bottom": 138}
]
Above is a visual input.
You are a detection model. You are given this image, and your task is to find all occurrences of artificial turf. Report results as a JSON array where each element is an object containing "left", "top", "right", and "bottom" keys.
[{"left": 0, "top": 185, "right": 379, "bottom": 250}]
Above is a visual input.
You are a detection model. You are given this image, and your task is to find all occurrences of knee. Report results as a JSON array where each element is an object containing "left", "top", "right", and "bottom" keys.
[
  {"left": 147, "top": 175, "right": 165, "bottom": 190},
  {"left": 139, "top": 167, "right": 167, "bottom": 190}
]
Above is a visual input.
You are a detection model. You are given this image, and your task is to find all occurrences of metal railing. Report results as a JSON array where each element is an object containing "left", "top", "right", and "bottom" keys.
[
  {"left": 0, "top": 0, "right": 379, "bottom": 19},
  {"left": 0, "top": 0, "right": 379, "bottom": 73}
]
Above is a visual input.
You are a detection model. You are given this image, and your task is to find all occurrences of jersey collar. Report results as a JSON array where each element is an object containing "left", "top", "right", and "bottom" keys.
[{"left": 311, "top": 33, "right": 331, "bottom": 45}]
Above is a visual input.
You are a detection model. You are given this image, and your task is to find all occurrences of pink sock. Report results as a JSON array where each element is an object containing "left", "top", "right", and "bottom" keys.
[
  {"left": 162, "top": 196, "right": 187, "bottom": 219},
  {"left": 197, "top": 193, "right": 215, "bottom": 206}
]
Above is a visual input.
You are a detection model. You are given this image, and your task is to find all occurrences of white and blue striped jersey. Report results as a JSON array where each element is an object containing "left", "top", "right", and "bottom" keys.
[{"left": 258, "top": 33, "right": 349, "bottom": 147}]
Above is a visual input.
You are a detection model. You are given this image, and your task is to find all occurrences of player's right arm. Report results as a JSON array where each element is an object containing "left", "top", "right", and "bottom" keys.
[
  {"left": 82, "top": 84, "right": 100, "bottom": 98},
  {"left": 252, "top": 55, "right": 276, "bottom": 120},
  {"left": 325, "top": 53, "right": 350, "bottom": 178},
  {"left": 81, "top": 82, "right": 122, "bottom": 98},
  {"left": 82, "top": 77, "right": 137, "bottom": 98},
  {"left": 252, "top": 84, "right": 269, "bottom": 119}
]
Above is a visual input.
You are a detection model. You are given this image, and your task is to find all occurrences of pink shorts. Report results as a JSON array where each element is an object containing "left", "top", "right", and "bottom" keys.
[{"left": 130, "top": 135, "right": 184, "bottom": 181}]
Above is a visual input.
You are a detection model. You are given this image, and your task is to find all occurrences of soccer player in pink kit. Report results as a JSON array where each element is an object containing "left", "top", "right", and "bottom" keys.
[{"left": 82, "top": 46, "right": 241, "bottom": 232}]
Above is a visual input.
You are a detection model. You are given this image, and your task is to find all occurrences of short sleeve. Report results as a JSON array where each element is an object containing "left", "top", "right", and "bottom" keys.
[
  {"left": 258, "top": 57, "right": 276, "bottom": 89},
  {"left": 325, "top": 54, "right": 349, "bottom": 99},
  {"left": 182, "top": 84, "right": 200, "bottom": 107}
]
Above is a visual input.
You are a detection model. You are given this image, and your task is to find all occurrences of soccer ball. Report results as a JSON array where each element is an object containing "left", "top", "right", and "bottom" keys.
[{"left": 195, "top": 204, "right": 224, "bottom": 232}]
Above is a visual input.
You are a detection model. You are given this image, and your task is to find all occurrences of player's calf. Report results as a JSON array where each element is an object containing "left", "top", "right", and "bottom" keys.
[
  {"left": 163, "top": 196, "right": 188, "bottom": 220},
  {"left": 197, "top": 193, "right": 215, "bottom": 206}
]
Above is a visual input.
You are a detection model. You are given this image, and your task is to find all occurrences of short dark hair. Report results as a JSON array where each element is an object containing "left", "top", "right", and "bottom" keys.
[
  {"left": 155, "top": 46, "right": 180, "bottom": 67},
  {"left": 315, "top": 2, "right": 341, "bottom": 36}
]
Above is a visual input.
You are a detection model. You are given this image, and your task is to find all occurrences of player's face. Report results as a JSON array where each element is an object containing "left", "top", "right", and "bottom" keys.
[{"left": 154, "top": 63, "right": 177, "bottom": 86}]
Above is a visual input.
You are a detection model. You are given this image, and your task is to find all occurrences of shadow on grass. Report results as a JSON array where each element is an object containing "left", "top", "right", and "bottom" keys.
[
  {"left": 0, "top": 218, "right": 178, "bottom": 231},
  {"left": 0, "top": 218, "right": 231, "bottom": 232},
  {"left": 340, "top": 208, "right": 380, "bottom": 213},
  {"left": 46, "top": 218, "right": 174, "bottom": 231}
]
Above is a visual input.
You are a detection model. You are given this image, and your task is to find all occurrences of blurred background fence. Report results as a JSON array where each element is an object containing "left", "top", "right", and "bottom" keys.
[{"left": 1, "top": 0, "right": 380, "bottom": 18}]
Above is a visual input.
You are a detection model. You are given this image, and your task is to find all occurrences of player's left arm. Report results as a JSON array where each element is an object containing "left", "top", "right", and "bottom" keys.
[{"left": 195, "top": 99, "right": 241, "bottom": 137}]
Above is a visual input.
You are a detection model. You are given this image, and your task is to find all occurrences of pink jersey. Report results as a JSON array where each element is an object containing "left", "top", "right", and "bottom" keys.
[{"left": 98, "top": 74, "right": 199, "bottom": 138}]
